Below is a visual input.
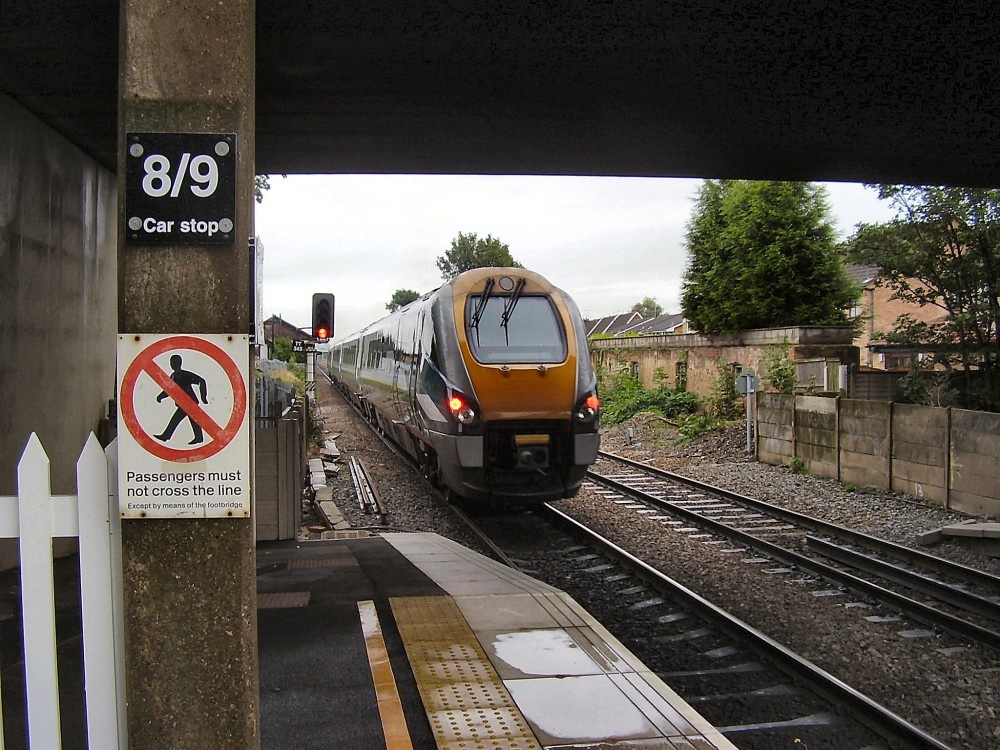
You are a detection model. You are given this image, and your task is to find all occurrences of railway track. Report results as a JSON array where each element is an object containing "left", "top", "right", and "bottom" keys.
[
  {"left": 451, "top": 500, "right": 953, "bottom": 750},
  {"left": 589, "top": 450, "right": 1000, "bottom": 652}
]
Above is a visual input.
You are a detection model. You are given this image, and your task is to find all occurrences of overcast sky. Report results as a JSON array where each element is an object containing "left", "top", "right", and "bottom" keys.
[{"left": 254, "top": 176, "right": 897, "bottom": 338}]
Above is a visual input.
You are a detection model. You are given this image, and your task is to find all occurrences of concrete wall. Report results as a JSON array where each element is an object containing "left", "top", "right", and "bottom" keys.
[
  {"left": 0, "top": 94, "right": 118, "bottom": 567},
  {"left": 756, "top": 393, "right": 999, "bottom": 516}
]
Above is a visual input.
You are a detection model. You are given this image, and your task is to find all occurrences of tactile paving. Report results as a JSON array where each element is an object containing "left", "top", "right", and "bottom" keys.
[
  {"left": 391, "top": 596, "right": 542, "bottom": 750},
  {"left": 256, "top": 591, "right": 310, "bottom": 609}
]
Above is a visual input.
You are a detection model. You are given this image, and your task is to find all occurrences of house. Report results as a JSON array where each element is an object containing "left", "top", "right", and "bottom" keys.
[
  {"left": 585, "top": 312, "right": 690, "bottom": 337},
  {"left": 846, "top": 264, "right": 945, "bottom": 370},
  {"left": 263, "top": 314, "right": 314, "bottom": 359}
]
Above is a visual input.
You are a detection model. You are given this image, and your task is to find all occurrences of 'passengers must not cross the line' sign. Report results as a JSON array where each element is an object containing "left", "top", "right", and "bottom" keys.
[{"left": 117, "top": 333, "right": 250, "bottom": 519}]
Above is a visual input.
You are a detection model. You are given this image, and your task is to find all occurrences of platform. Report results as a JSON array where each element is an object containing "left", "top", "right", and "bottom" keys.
[{"left": 257, "top": 532, "right": 737, "bottom": 750}]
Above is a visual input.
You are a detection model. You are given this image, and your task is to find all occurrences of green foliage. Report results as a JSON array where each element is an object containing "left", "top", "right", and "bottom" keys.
[
  {"left": 253, "top": 173, "right": 285, "bottom": 204},
  {"left": 597, "top": 366, "right": 698, "bottom": 426},
  {"left": 673, "top": 413, "right": 726, "bottom": 441},
  {"left": 436, "top": 232, "right": 523, "bottom": 279},
  {"left": 271, "top": 337, "right": 305, "bottom": 365},
  {"left": 630, "top": 297, "right": 663, "bottom": 317},
  {"left": 387, "top": 288, "right": 421, "bottom": 312},
  {"left": 846, "top": 185, "right": 1000, "bottom": 411},
  {"left": 681, "top": 180, "right": 858, "bottom": 335},
  {"left": 707, "top": 359, "right": 742, "bottom": 420},
  {"left": 788, "top": 455, "right": 806, "bottom": 474},
  {"left": 760, "top": 344, "right": 798, "bottom": 394}
]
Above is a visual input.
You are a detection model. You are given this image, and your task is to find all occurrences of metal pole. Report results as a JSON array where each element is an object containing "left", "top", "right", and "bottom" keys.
[{"left": 746, "top": 389, "right": 754, "bottom": 453}]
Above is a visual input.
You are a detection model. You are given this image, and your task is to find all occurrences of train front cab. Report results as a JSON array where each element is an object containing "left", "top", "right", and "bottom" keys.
[{"left": 426, "top": 271, "right": 600, "bottom": 504}]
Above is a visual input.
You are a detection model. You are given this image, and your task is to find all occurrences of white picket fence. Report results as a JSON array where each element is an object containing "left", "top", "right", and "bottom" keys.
[{"left": 0, "top": 434, "right": 126, "bottom": 749}]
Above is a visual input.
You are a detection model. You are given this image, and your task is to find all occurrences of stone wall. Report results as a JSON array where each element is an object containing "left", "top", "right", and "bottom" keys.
[{"left": 590, "top": 326, "right": 860, "bottom": 397}]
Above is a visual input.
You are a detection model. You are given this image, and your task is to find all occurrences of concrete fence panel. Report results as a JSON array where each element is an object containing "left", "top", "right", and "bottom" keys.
[
  {"left": 839, "top": 399, "right": 891, "bottom": 490},
  {"left": 756, "top": 393, "right": 794, "bottom": 465},
  {"left": 892, "top": 403, "right": 948, "bottom": 504},
  {"left": 950, "top": 409, "right": 1000, "bottom": 515},
  {"left": 793, "top": 395, "right": 839, "bottom": 479}
]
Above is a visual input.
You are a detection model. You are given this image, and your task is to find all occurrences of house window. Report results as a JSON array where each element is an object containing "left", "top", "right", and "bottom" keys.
[{"left": 885, "top": 353, "right": 913, "bottom": 370}]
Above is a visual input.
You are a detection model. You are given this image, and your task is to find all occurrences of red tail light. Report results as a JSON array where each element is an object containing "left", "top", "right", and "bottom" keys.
[
  {"left": 447, "top": 390, "right": 479, "bottom": 425},
  {"left": 574, "top": 391, "right": 600, "bottom": 423}
]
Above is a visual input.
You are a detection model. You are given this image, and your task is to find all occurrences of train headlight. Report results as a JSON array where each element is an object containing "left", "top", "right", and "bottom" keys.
[
  {"left": 447, "top": 391, "right": 479, "bottom": 426},
  {"left": 574, "top": 392, "right": 601, "bottom": 424}
]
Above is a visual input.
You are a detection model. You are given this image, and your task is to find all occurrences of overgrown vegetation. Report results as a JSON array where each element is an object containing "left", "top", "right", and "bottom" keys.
[
  {"left": 760, "top": 344, "right": 798, "bottom": 394},
  {"left": 595, "top": 359, "right": 743, "bottom": 441},
  {"left": 706, "top": 358, "right": 743, "bottom": 420},
  {"left": 262, "top": 338, "right": 324, "bottom": 446},
  {"left": 598, "top": 366, "right": 698, "bottom": 425}
]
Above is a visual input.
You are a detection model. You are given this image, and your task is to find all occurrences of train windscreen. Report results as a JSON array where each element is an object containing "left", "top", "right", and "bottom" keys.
[{"left": 465, "top": 295, "right": 568, "bottom": 364}]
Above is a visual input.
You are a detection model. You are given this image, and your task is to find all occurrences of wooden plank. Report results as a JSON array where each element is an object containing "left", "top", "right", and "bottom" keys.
[
  {"left": 77, "top": 434, "right": 126, "bottom": 750},
  {"left": 17, "top": 434, "right": 62, "bottom": 750}
]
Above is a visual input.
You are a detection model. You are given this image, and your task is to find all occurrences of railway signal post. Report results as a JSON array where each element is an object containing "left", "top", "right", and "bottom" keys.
[{"left": 736, "top": 372, "right": 761, "bottom": 454}]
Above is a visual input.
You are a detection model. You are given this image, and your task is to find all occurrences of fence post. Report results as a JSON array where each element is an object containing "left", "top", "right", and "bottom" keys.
[
  {"left": 77, "top": 434, "right": 127, "bottom": 749},
  {"left": 16, "top": 434, "right": 62, "bottom": 750}
]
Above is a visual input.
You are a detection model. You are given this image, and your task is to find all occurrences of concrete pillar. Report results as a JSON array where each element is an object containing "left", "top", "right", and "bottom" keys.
[{"left": 118, "top": 2, "right": 259, "bottom": 748}]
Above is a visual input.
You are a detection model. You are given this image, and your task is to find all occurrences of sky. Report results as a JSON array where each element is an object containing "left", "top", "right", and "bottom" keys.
[{"left": 254, "top": 176, "right": 898, "bottom": 338}]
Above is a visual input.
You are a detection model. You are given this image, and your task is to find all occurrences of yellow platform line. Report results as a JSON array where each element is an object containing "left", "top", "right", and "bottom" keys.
[
  {"left": 358, "top": 600, "right": 414, "bottom": 750},
  {"left": 391, "top": 595, "right": 542, "bottom": 750}
]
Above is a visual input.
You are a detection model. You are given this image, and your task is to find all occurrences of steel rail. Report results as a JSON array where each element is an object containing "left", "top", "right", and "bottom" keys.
[
  {"left": 588, "top": 468, "right": 1000, "bottom": 651},
  {"left": 806, "top": 535, "right": 1000, "bottom": 623},
  {"left": 596, "top": 449, "right": 1000, "bottom": 594},
  {"left": 541, "top": 502, "right": 953, "bottom": 750},
  {"left": 445, "top": 502, "right": 524, "bottom": 572}
]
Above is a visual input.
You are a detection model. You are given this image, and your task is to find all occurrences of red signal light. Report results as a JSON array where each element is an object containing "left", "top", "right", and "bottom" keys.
[
  {"left": 316, "top": 327, "right": 329, "bottom": 340},
  {"left": 448, "top": 395, "right": 465, "bottom": 413}
]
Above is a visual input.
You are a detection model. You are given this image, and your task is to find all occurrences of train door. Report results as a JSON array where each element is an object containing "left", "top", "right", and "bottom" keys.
[
  {"left": 408, "top": 307, "right": 426, "bottom": 416},
  {"left": 392, "top": 307, "right": 418, "bottom": 422}
]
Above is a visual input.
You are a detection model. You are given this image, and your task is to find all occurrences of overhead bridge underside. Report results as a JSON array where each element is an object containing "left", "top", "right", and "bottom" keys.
[{"left": 2, "top": 2, "right": 997, "bottom": 185}]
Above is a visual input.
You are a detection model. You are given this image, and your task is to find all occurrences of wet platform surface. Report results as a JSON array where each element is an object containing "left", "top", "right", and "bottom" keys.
[{"left": 257, "top": 532, "right": 737, "bottom": 749}]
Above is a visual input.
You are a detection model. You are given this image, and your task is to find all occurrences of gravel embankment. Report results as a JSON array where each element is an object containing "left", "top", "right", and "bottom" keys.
[{"left": 310, "top": 382, "right": 1000, "bottom": 749}]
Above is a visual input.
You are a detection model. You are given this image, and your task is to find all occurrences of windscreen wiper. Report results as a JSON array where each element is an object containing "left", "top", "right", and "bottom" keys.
[
  {"left": 500, "top": 277, "right": 526, "bottom": 343},
  {"left": 470, "top": 277, "right": 495, "bottom": 343}
]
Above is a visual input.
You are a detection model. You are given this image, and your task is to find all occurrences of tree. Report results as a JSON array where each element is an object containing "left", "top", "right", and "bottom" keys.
[
  {"left": 846, "top": 185, "right": 1000, "bottom": 410},
  {"left": 436, "top": 232, "right": 523, "bottom": 279},
  {"left": 254, "top": 173, "right": 287, "bottom": 203},
  {"left": 630, "top": 297, "right": 663, "bottom": 317},
  {"left": 681, "top": 180, "right": 858, "bottom": 335},
  {"left": 386, "top": 288, "right": 421, "bottom": 312}
]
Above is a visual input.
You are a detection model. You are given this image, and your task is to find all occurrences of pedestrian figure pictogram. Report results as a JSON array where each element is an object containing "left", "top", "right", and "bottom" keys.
[
  {"left": 119, "top": 334, "right": 247, "bottom": 463},
  {"left": 154, "top": 354, "right": 210, "bottom": 444},
  {"left": 117, "top": 334, "right": 250, "bottom": 519}
]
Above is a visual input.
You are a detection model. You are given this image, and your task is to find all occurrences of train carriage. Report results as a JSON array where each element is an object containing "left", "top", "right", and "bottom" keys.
[{"left": 326, "top": 267, "right": 600, "bottom": 504}]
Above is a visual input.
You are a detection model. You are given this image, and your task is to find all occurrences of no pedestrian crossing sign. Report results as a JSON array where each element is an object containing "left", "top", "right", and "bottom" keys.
[{"left": 117, "top": 333, "right": 250, "bottom": 519}]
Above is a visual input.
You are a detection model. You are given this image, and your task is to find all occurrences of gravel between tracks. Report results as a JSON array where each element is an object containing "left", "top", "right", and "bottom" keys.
[{"left": 310, "top": 381, "right": 1000, "bottom": 749}]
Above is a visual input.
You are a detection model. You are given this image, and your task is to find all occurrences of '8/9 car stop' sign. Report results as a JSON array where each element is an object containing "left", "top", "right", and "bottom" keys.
[{"left": 117, "top": 334, "right": 250, "bottom": 519}]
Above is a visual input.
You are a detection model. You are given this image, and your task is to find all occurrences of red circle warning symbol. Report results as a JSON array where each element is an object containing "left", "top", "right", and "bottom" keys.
[{"left": 120, "top": 335, "right": 247, "bottom": 463}]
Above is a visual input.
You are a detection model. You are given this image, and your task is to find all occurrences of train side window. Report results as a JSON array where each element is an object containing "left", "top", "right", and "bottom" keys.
[{"left": 465, "top": 295, "right": 568, "bottom": 364}]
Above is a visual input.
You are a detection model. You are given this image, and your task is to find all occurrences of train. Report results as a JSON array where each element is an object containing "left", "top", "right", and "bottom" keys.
[{"left": 324, "top": 267, "right": 601, "bottom": 505}]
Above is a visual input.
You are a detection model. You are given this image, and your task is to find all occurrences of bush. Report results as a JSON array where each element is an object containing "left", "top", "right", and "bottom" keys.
[{"left": 599, "top": 368, "right": 698, "bottom": 426}]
